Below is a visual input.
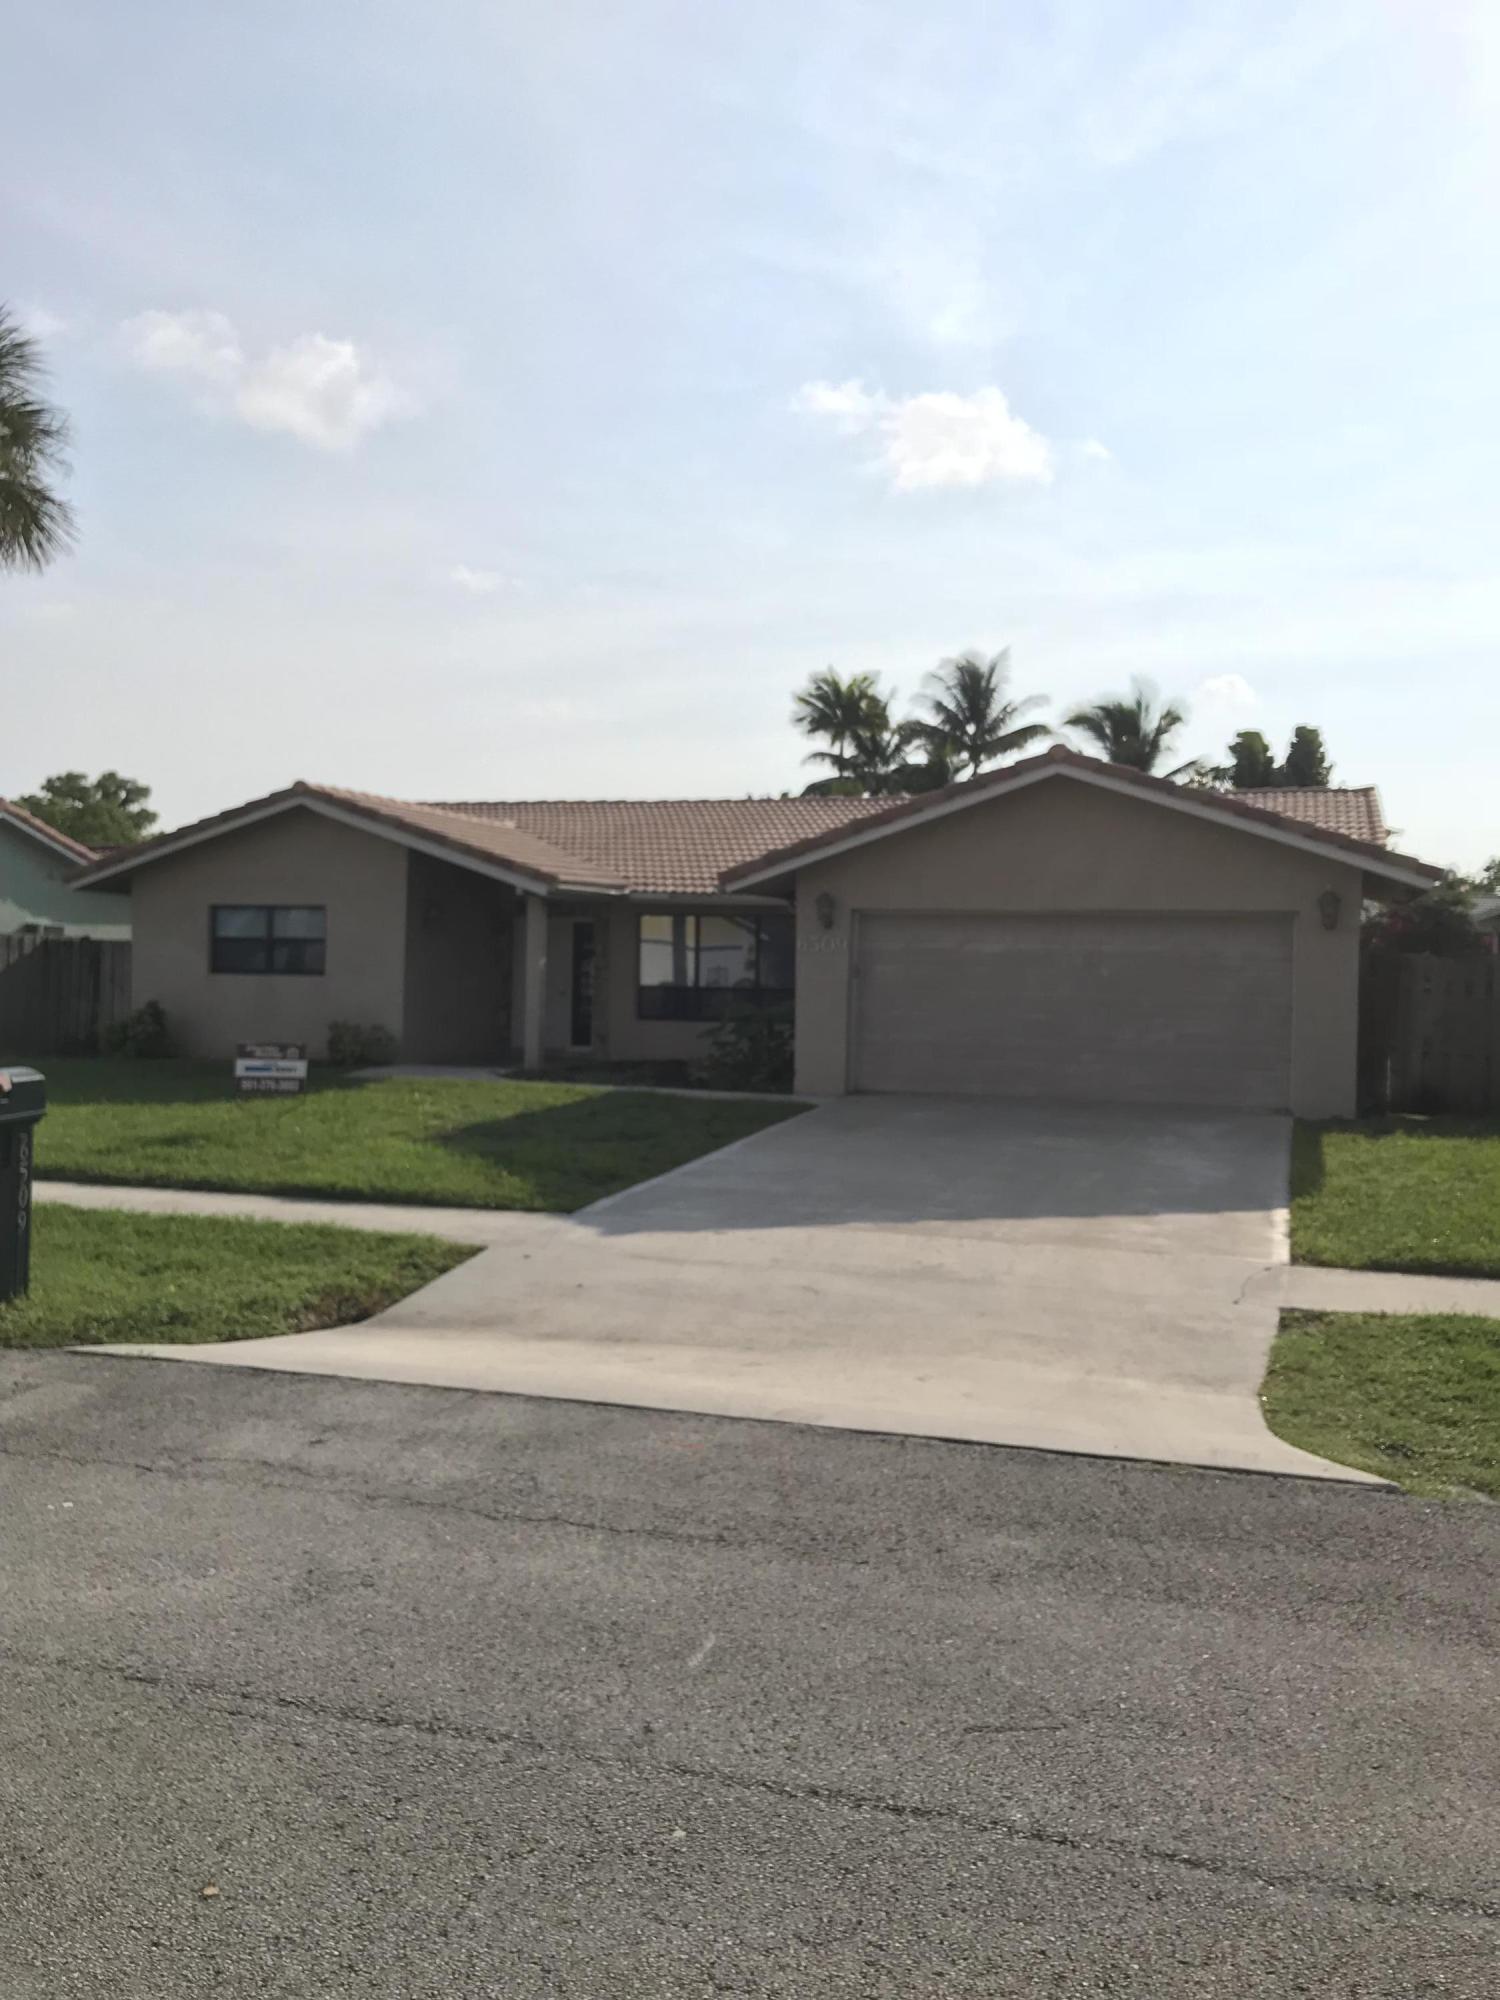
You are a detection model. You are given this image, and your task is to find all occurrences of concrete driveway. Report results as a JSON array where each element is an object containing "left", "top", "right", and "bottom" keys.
[{"left": 111, "top": 1096, "right": 1365, "bottom": 1480}]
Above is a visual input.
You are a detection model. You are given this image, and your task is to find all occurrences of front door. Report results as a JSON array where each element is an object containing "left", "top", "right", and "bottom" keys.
[{"left": 570, "top": 921, "right": 596, "bottom": 1049}]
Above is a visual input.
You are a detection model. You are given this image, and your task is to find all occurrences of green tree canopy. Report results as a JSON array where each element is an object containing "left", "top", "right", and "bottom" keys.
[
  {"left": 1222, "top": 730, "right": 1276, "bottom": 788},
  {"left": 16, "top": 771, "right": 157, "bottom": 848},
  {"left": 792, "top": 670, "right": 887, "bottom": 783},
  {"left": 913, "top": 649, "right": 1050, "bottom": 779},
  {"left": 0, "top": 307, "right": 75, "bottom": 574},
  {"left": 1279, "top": 725, "right": 1332, "bottom": 787},
  {"left": 1064, "top": 679, "right": 1192, "bottom": 775}
]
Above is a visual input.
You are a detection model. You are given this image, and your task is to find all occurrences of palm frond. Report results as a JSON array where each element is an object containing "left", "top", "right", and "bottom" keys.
[{"left": 0, "top": 305, "right": 76, "bottom": 573}]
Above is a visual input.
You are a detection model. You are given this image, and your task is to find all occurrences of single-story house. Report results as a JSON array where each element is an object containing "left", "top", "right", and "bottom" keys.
[
  {"left": 68, "top": 748, "right": 1442, "bottom": 1116},
  {"left": 0, "top": 801, "right": 131, "bottom": 939}
]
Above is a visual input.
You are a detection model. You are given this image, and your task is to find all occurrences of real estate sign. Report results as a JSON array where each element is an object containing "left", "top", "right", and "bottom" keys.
[{"left": 234, "top": 1043, "right": 309, "bottom": 1096}]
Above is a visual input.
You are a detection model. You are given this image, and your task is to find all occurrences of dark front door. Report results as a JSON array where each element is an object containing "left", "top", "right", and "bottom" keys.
[{"left": 570, "top": 921, "right": 596, "bottom": 1049}]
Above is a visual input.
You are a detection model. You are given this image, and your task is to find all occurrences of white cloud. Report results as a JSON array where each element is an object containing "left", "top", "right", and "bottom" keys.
[
  {"left": 1078, "top": 438, "right": 1114, "bottom": 463},
  {"left": 121, "top": 310, "right": 407, "bottom": 451},
  {"left": 236, "top": 334, "right": 405, "bottom": 451},
  {"left": 124, "top": 308, "right": 243, "bottom": 385},
  {"left": 19, "top": 305, "right": 70, "bottom": 342},
  {"left": 794, "top": 378, "right": 1054, "bottom": 491},
  {"left": 791, "top": 378, "right": 882, "bottom": 431},
  {"left": 1195, "top": 672, "right": 1259, "bottom": 711},
  {"left": 449, "top": 564, "right": 507, "bottom": 595}
]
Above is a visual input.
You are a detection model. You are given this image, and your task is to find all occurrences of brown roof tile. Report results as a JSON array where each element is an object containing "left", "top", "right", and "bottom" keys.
[
  {"left": 0, "top": 800, "right": 100, "bottom": 863},
  {"left": 311, "top": 786, "right": 628, "bottom": 889},
  {"left": 425, "top": 796, "right": 899, "bottom": 896},
  {"left": 1227, "top": 787, "right": 1387, "bottom": 844},
  {"left": 720, "top": 746, "right": 1441, "bottom": 888}
]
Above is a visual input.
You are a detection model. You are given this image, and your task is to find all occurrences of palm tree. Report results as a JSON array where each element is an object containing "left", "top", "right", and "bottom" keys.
[
  {"left": 1064, "top": 678, "right": 1194, "bottom": 776},
  {"left": 915, "top": 648, "right": 1050, "bottom": 779},
  {"left": 0, "top": 307, "right": 75, "bottom": 574},
  {"left": 792, "top": 669, "right": 886, "bottom": 783},
  {"left": 847, "top": 707, "right": 914, "bottom": 793}
]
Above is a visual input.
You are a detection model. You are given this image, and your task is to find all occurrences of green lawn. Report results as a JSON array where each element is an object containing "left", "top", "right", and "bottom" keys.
[
  {"left": 1291, "top": 1116, "right": 1500, "bottom": 1278},
  {"left": 0, "top": 1205, "right": 471, "bottom": 1350},
  {"left": 1262, "top": 1310, "right": 1500, "bottom": 1498},
  {"left": 30, "top": 1060, "right": 803, "bottom": 1212}
]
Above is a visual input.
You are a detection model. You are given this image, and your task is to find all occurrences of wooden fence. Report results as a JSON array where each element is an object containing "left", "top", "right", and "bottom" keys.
[
  {"left": 1362, "top": 952, "right": 1500, "bottom": 1113},
  {"left": 0, "top": 935, "right": 132, "bottom": 1059}
]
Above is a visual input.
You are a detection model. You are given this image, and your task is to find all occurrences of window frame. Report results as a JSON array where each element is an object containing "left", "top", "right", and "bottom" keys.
[
  {"left": 635, "top": 910, "right": 794, "bottom": 1022},
  {"left": 209, "top": 904, "right": 327, "bottom": 977}
]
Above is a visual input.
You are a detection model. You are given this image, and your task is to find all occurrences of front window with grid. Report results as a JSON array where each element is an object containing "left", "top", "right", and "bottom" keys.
[
  {"left": 210, "top": 905, "right": 326, "bottom": 975},
  {"left": 637, "top": 912, "right": 793, "bottom": 1020}
]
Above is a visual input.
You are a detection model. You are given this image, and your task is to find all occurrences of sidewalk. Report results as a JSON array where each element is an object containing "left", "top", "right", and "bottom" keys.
[
  {"left": 37, "top": 1178, "right": 1500, "bottom": 1318},
  {"left": 34, "top": 1180, "right": 540, "bottom": 1248}
]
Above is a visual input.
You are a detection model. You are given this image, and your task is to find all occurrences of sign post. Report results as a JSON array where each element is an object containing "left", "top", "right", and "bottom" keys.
[{"left": 234, "top": 1043, "right": 309, "bottom": 1096}]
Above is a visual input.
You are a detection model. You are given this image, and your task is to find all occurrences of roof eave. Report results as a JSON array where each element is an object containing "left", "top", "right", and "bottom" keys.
[
  {"left": 1, "top": 806, "right": 99, "bottom": 866},
  {"left": 721, "top": 755, "right": 1444, "bottom": 892},
  {"left": 68, "top": 785, "right": 618, "bottom": 898}
]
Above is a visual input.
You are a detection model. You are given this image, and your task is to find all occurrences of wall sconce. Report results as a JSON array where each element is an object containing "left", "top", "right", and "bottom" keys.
[
  {"left": 1317, "top": 889, "right": 1342, "bottom": 931},
  {"left": 815, "top": 890, "right": 838, "bottom": 932}
]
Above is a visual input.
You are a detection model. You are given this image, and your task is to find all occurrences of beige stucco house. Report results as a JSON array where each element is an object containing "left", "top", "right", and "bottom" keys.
[{"left": 69, "top": 749, "right": 1440, "bottom": 1116}]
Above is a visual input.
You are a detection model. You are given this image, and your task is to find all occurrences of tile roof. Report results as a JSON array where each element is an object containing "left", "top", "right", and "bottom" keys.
[
  {"left": 0, "top": 800, "right": 100, "bottom": 863},
  {"left": 68, "top": 782, "right": 897, "bottom": 897},
  {"left": 1227, "top": 787, "right": 1387, "bottom": 844},
  {"left": 424, "top": 796, "right": 900, "bottom": 895},
  {"left": 69, "top": 760, "right": 1438, "bottom": 900},
  {"left": 311, "top": 786, "right": 629, "bottom": 889},
  {"left": 720, "top": 746, "right": 1441, "bottom": 889}
]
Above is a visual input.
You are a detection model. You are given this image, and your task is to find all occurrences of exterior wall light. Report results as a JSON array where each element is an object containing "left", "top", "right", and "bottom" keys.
[
  {"left": 1318, "top": 889, "right": 1342, "bottom": 931},
  {"left": 815, "top": 890, "right": 838, "bottom": 932}
]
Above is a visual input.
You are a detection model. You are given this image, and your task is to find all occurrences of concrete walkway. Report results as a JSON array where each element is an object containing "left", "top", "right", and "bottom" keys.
[
  {"left": 41, "top": 1176, "right": 1500, "bottom": 1320},
  {"left": 45, "top": 1096, "right": 1482, "bottom": 1483},
  {"left": 37, "top": 1180, "right": 533, "bottom": 1248}
]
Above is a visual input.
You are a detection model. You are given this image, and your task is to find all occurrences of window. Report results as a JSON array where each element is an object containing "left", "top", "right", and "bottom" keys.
[
  {"left": 637, "top": 912, "right": 793, "bottom": 1020},
  {"left": 211, "top": 905, "right": 326, "bottom": 975}
]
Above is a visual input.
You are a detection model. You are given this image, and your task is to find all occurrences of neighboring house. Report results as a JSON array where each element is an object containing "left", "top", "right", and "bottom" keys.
[
  {"left": 1472, "top": 893, "right": 1500, "bottom": 945},
  {"left": 1225, "top": 786, "right": 1388, "bottom": 845},
  {"left": 0, "top": 801, "right": 131, "bottom": 940},
  {"left": 68, "top": 748, "right": 1441, "bottom": 1116}
]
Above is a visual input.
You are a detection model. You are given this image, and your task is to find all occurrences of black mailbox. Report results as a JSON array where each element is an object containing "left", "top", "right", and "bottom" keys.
[{"left": 0, "top": 1066, "right": 45, "bottom": 1302}]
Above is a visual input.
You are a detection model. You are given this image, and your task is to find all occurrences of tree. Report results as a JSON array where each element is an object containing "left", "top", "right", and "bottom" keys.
[
  {"left": 1222, "top": 730, "right": 1276, "bottom": 788},
  {"left": 913, "top": 648, "right": 1050, "bottom": 780},
  {"left": 16, "top": 771, "right": 157, "bottom": 847},
  {"left": 1471, "top": 856, "right": 1500, "bottom": 896},
  {"left": 0, "top": 307, "right": 76, "bottom": 574},
  {"left": 792, "top": 670, "right": 886, "bottom": 783},
  {"left": 1365, "top": 877, "right": 1484, "bottom": 958},
  {"left": 1064, "top": 679, "right": 1192, "bottom": 775},
  {"left": 1279, "top": 725, "right": 1332, "bottom": 787},
  {"left": 846, "top": 705, "right": 914, "bottom": 793}
]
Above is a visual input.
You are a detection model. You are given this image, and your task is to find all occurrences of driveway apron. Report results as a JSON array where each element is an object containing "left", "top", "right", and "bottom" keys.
[{"left": 93, "top": 1096, "right": 1371, "bottom": 1479}]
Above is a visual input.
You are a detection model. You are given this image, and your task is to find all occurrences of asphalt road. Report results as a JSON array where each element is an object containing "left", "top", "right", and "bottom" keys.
[{"left": 1, "top": 1352, "right": 1495, "bottom": 1997}]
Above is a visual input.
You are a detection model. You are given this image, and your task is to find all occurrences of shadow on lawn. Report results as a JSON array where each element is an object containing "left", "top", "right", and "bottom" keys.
[
  {"left": 433, "top": 1091, "right": 797, "bottom": 1207},
  {"left": 1294, "top": 1113, "right": 1500, "bottom": 1199}
]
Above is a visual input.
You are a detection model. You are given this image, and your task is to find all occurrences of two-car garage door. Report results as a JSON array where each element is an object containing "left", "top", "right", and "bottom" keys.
[{"left": 851, "top": 912, "right": 1294, "bottom": 1110}]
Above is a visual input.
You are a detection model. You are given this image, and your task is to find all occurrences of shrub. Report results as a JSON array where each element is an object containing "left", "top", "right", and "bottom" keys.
[
  {"left": 694, "top": 1003, "right": 794, "bottom": 1093},
  {"left": 101, "top": 1000, "right": 174, "bottom": 1058},
  {"left": 326, "top": 1020, "right": 399, "bottom": 1068}
]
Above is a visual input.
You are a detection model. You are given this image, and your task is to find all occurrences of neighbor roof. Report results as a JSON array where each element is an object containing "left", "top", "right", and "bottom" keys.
[
  {"left": 720, "top": 746, "right": 1441, "bottom": 892},
  {"left": 1227, "top": 786, "right": 1387, "bottom": 844},
  {"left": 0, "top": 800, "right": 100, "bottom": 864}
]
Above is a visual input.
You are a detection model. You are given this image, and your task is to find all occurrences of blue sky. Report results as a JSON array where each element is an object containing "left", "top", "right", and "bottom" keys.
[{"left": 4, "top": 0, "right": 1497, "bottom": 865}]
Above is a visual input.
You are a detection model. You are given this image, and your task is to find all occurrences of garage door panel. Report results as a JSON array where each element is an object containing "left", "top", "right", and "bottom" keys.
[{"left": 852, "top": 913, "right": 1293, "bottom": 1109}]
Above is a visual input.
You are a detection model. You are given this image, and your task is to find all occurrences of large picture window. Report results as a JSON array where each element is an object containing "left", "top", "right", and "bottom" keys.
[
  {"left": 638, "top": 912, "right": 794, "bottom": 1021},
  {"left": 211, "top": 905, "right": 326, "bottom": 976}
]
